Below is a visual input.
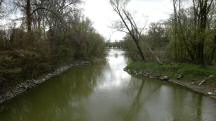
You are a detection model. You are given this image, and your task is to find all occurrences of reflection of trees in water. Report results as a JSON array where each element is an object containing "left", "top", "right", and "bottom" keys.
[
  {"left": 196, "top": 96, "right": 202, "bottom": 121},
  {"left": 126, "top": 82, "right": 206, "bottom": 121},
  {"left": 172, "top": 87, "right": 203, "bottom": 121},
  {"left": 119, "top": 79, "right": 211, "bottom": 121},
  {"left": 0, "top": 63, "right": 106, "bottom": 121},
  {"left": 122, "top": 79, "right": 162, "bottom": 121},
  {"left": 1, "top": 50, "right": 110, "bottom": 121}
]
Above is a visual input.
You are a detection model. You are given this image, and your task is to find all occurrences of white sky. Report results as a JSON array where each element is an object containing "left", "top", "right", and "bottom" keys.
[{"left": 83, "top": 0, "right": 173, "bottom": 41}]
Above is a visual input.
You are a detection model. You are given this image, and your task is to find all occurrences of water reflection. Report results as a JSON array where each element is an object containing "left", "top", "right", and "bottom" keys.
[
  {"left": 122, "top": 80, "right": 161, "bottom": 121},
  {"left": 0, "top": 63, "right": 105, "bottom": 121},
  {"left": 96, "top": 49, "right": 131, "bottom": 90},
  {"left": 0, "top": 49, "right": 216, "bottom": 121}
]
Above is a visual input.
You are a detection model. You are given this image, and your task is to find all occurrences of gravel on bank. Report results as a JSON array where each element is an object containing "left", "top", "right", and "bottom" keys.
[
  {"left": 0, "top": 61, "right": 90, "bottom": 104},
  {"left": 125, "top": 68, "right": 216, "bottom": 100}
]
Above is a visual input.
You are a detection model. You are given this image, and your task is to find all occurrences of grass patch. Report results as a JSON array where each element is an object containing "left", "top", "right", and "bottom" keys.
[{"left": 126, "top": 62, "right": 216, "bottom": 80}]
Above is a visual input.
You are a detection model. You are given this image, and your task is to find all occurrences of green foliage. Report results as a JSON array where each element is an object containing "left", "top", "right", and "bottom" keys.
[
  {"left": 120, "top": 22, "right": 169, "bottom": 61},
  {"left": 147, "top": 22, "right": 169, "bottom": 50},
  {"left": 123, "top": 35, "right": 143, "bottom": 60},
  {"left": 0, "top": 19, "right": 105, "bottom": 92},
  {"left": 126, "top": 62, "right": 216, "bottom": 79},
  {"left": 0, "top": 0, "right": 106, "bottom": 94},
  {"left": 56, "top": 19, "right": 106, "bottom": 60},
  {"left": 118, "top": 1, "right": 216, "bottom": 65},
  {"left": 167, "top": 1, "right": 216, "bottom": 65},
  {"left": 19, "top": 49, "right": 52, "bottom": 79}
]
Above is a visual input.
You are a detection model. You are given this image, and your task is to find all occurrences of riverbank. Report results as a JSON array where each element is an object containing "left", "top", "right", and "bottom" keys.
[
  {"left": 0, "top": 61, "right": 90, "bottom": 104},
  {"left": 125, "top": 62, "right": 216, "bottom": 99}
]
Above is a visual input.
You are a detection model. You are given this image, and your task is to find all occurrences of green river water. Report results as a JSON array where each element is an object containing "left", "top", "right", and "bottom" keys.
[{"left": 0, "top": 49, "right": 216, "bottom": 121}]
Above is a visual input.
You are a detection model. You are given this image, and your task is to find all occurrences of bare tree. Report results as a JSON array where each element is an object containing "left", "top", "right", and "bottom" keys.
[
  {"left": 110, "top": 0, "right": 162, "bottom": 64},
  {"left": 172, "top": 0, "right": 195, "bottom": 62},
  {"left": 14, "top": 0, "right": 81, "bottom": 33},
  {"left": 110, "top": 0, "right": 145, "bottom": 61},
  {"left": 193, "top": 0, "right": 214, "bottom": 65},
  {"left": 0, "top": 0, "right": 3, "bottom": 6},
  {"left": 172, "top": 0, "right": 214, "bottom": 65},
  {"left": 0, "top": 0, "right": 3, "bottom": 18}
]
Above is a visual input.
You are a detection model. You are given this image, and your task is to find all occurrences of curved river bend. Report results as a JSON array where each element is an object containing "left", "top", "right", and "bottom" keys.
[{"left": 0, "top": 49, "right": 216, "bottom": 121}]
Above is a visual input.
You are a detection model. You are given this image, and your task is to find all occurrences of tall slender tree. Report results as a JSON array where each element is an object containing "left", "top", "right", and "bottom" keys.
[
  {"left": 172, "top": 0, "right": 214, "bottom": 65},
  {"left": 110, "top": 0, "right": 162, "bottom": 64}
]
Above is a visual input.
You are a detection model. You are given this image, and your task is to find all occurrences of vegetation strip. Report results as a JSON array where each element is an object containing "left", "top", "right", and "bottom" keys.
[
  {"left": 125, "top": 62, "right": 216, "bottom": 99},
  {"left": 0, "top": 61, "right": 90, "bottom": 104}
]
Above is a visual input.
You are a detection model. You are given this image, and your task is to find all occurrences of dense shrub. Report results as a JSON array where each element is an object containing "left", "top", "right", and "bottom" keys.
[{"left": 0, "top": 19, "right": 106, "bottom": 91}]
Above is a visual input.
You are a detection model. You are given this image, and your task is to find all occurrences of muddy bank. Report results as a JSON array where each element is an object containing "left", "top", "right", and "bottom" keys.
[
  {"left": 0, "top": 61, "right": 90, "bottom": 104},
  {"left": 125, "top": 68, "right": 216, "bottom": 100}
]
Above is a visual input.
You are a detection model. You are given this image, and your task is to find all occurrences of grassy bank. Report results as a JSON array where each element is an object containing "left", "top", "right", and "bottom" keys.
[
  {"left": 126, "top": 62, "right": 216, "bottom": 80},
  {"left": 0, "top": 49, "right": 105, "bottom": 95},
  {"left": 125, "top": 62, "right": 216, "bottom": 98}
]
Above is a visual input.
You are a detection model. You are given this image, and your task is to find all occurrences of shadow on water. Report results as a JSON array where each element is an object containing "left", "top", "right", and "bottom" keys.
[
  {"left": 123, "top": 80, "right": 161, "bottom": 121},
  {"left": 117, "top": 78, "right": 216, "bottom": 121},
  {"left": 0, "top": 63, "right": 105, "bottom": 121},
  {"left": 0, "top": 49, "right": 216, "bottom": 121}
]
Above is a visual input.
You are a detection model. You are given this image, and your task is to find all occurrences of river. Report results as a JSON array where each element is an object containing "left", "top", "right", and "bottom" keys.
[{"left": 0, "top": 49, "right": 216, "bottom": 121}]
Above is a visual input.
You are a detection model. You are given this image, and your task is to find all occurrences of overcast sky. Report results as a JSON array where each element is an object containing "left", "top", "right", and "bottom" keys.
[{"left": 83, "top": 0, "right": 173, "bottom": 41}]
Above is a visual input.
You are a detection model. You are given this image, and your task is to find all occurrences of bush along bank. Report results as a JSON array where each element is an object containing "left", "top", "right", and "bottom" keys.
[
  {"left": 124, "top": 62, "right": 216, "bottom": 99},
  {"left": 0, "top": 61, "right": 90, "bottom": 104}
]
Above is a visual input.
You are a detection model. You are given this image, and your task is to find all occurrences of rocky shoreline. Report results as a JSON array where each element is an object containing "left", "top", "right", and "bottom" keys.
[
  {"left": 125, "top": 68, "right": 216, "bottom": 100},
  {"left": 0, "top": 61, "right": 90, "bottom": 104}
]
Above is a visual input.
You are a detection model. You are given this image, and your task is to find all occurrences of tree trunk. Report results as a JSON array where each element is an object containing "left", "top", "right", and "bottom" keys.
[
  {"left": 26, "top": 0, "right": 32, "bottom": 32},
  {"left": 197, "top": 41, "right": 204, "bottom": 65},
  {"left": 116, "top": 8, "right": 146, "bottom": 61},
  {"left": 133, "top": 38, "right": 146, "bottom": 61},
  {"left": 197, "top": 2, "right": 208, "bottom": 66}
]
